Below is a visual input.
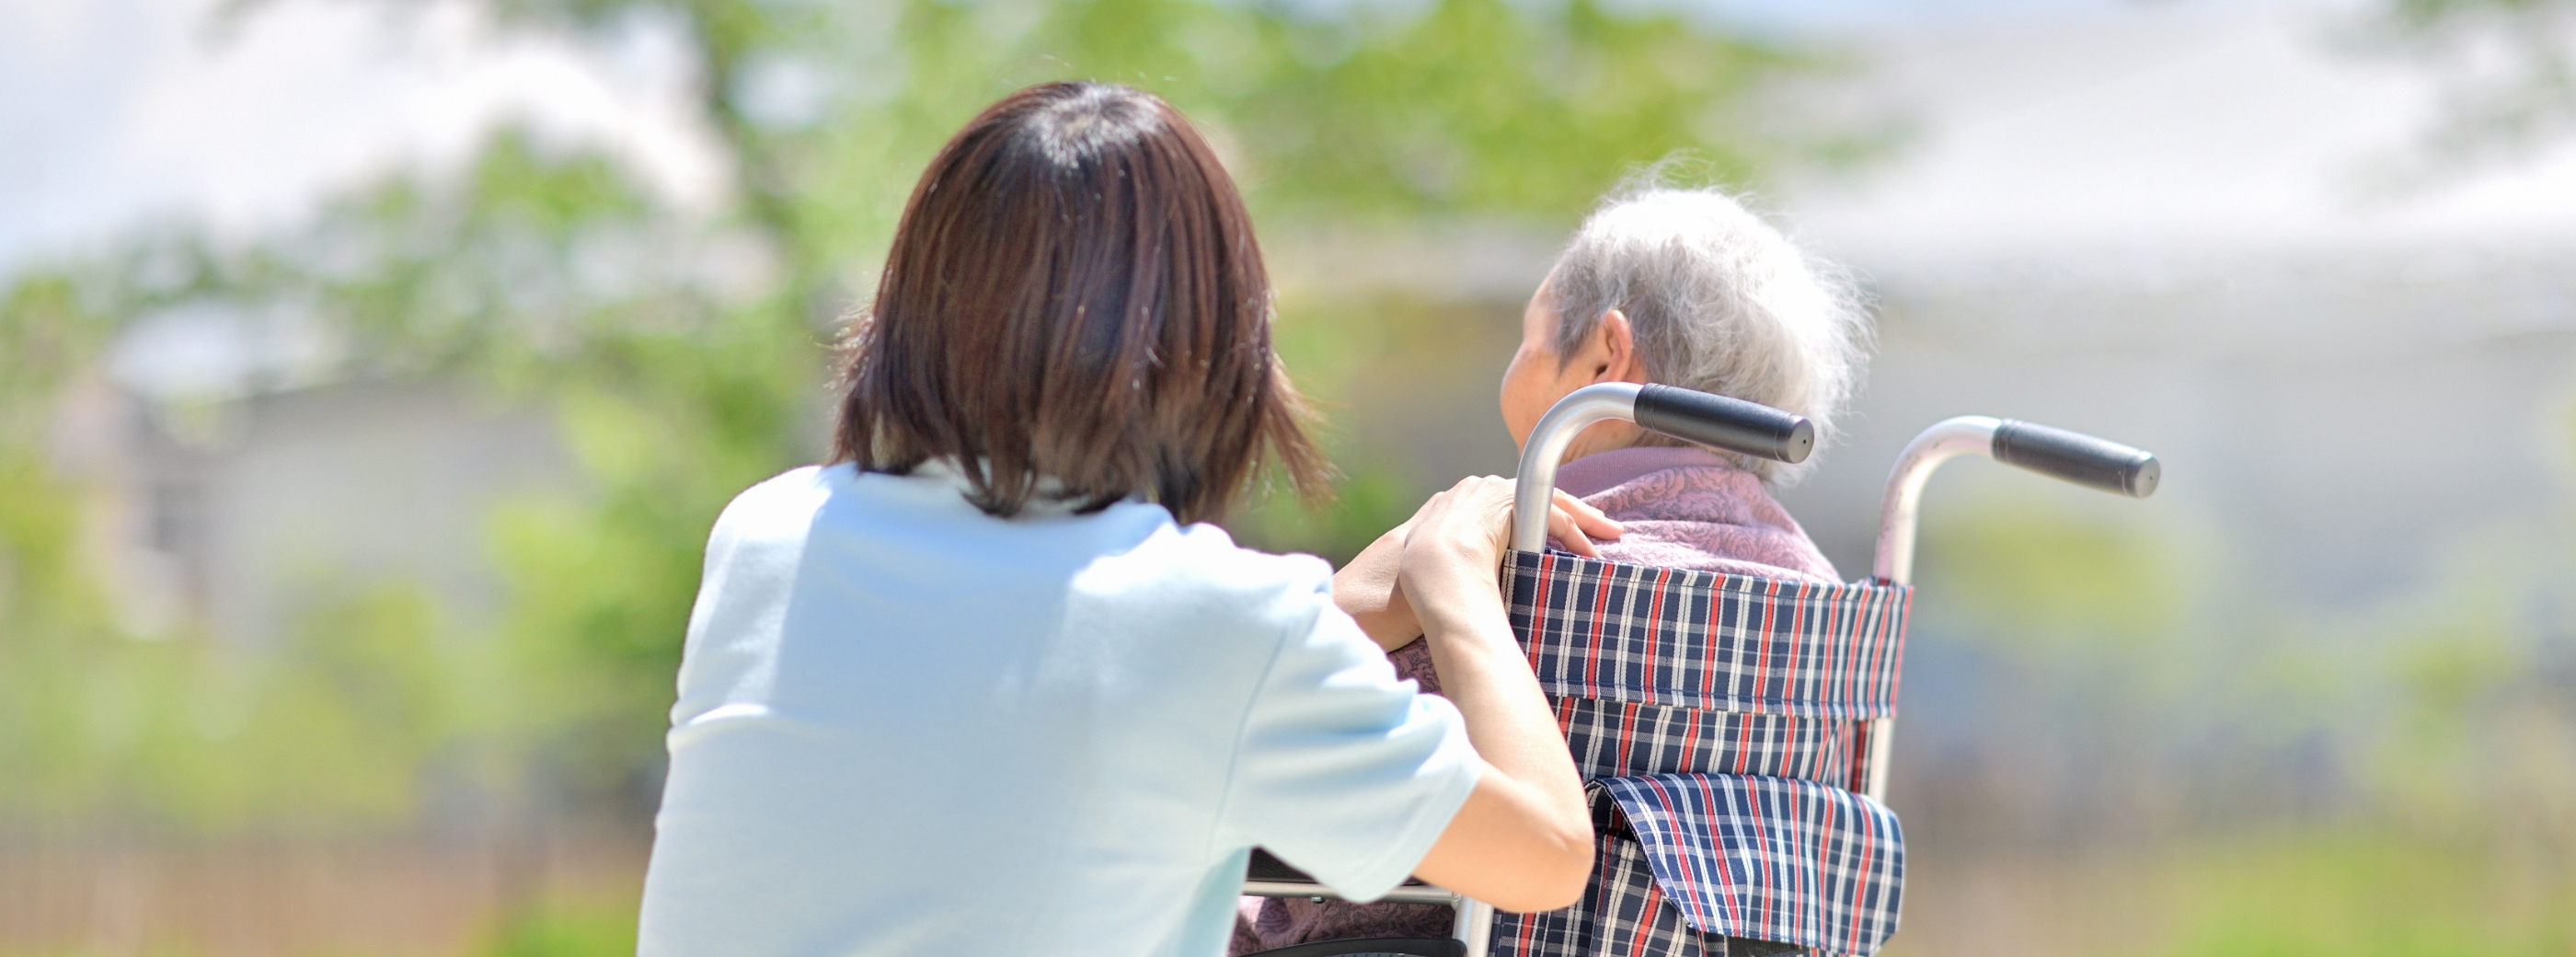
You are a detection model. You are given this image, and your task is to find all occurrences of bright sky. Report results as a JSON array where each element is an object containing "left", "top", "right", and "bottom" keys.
[
  {"left": 1768, "top": 0, "right": 2576, "bottom": 271},
  {"left": 0, "top": 0, "right": 723, "bottom": 272},
  {"left": 7, "top": 0, "right": 2574, "bottom": 280}
]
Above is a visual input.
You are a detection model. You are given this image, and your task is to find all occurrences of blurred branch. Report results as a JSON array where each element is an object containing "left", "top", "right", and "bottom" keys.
[{"left": 2359, "top": 0, "right": 2576, "bottom": 184}]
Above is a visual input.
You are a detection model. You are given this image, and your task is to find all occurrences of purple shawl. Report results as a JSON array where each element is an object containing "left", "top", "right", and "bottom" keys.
[{"left": 1234, "top": 447, "right": 1839, "bottom": 953}]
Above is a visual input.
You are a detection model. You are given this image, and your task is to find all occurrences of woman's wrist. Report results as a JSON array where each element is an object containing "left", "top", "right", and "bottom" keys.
[
  {"left": 1335, "top": 527, "right": 1423, "bottom": 651},
  {"left": 1414, "top": 582, "right": 1511, "bottom": 653}
]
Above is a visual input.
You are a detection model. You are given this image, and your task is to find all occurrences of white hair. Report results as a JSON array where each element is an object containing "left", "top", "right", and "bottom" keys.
[{"left": 1547, "top": 183, "right": 1872, "bottom": 483}]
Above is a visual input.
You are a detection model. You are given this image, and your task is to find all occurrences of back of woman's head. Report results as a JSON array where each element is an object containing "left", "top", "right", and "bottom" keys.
[
  {"left": 1548, "top": 183, "right": 1872, "bottom": 483},
  {"left": 834, "top": 82, "right": 1327, "bottom": 524}
]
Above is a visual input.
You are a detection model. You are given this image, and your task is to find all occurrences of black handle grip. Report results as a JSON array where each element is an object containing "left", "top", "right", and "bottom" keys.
[
  {"left": 1991, "top": 420, "right": 2160, "bottom": 498},
  {"left": 1633, "top": 384, "right": 1813, "bottom": 464}
]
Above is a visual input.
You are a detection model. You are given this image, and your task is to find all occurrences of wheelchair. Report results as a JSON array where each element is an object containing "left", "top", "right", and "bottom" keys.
[{"left": 1241, "top": 383, "right": 2159, "bottom": 957}]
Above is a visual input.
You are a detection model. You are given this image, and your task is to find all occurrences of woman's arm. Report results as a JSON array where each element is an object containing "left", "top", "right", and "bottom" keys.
[
  {"left": 1331, "top": 520, "right": 1422, "bottom": 652},
  {"left": 1389, "top": 477, "right": 1599, "bottom": 913},
  {"left": 1332, "top": 490, "right": 1618, "bottom": 653}
]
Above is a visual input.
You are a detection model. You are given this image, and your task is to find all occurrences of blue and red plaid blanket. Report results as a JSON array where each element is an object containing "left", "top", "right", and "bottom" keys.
[{"left": 1495, "top": 550, "right": 1912, "bottom": 957}]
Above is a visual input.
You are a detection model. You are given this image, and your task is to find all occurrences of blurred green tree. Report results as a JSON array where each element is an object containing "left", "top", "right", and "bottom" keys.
[{"left": 0, "top": 0, "right": 1858, "bottom": 832}]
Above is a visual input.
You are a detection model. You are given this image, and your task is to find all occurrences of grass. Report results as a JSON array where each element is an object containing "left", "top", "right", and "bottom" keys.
[
  {"left": 2, "top": 828, "right": 2568, "bottom": 956},
  {"left": 1890, "top": 828, "right": 2576, "bottom": 957}
]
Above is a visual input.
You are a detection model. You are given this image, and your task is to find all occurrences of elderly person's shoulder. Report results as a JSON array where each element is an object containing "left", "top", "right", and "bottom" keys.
[{"left": 1559, "top": 447, "right": 1840, "bottom": 584}]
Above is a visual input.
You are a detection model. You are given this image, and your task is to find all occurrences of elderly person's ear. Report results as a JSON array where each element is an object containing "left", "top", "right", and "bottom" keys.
[{"left": 1584, "top": 309, "right": 1647, "bottom": 384}]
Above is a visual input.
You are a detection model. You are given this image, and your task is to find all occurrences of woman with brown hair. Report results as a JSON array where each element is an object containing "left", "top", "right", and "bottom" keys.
[{"left": 635, "top": 82, "right": 1608, "bottom": 957}]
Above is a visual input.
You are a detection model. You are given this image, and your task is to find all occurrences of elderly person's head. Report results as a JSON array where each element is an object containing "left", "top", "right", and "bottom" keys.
[{"left": 1500, "top": 185, "right": 1869, "bottom": 482}]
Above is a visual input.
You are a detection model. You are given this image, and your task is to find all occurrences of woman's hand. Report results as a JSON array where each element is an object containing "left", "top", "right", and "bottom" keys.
[
  {"left": 1396, "top": 476, "right": 1606, "bottom": 910},
  {"left": 1393, "top": 478, "right": 1620, "bottom": 646},
  {"left": 1332, "top": 482, "right": 1620, "bottom": 651}
]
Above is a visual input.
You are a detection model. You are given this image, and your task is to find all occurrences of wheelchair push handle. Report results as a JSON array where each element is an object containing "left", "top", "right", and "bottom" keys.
[
  {"left": 1867, "top": 416, "right": 2159, "bottom": 800},
  {"left": 1873, "top": 415, "right": 2162, "bottom": 587},
  {"left": 1512, "top": 383, "right": 1811, "bottom": 553},
  {"left": 1635, "top": 384, "right": 1815, "bottom": 467},
  {"left": 1993, "top": 419, "right": 2160, "bottom": 499}
]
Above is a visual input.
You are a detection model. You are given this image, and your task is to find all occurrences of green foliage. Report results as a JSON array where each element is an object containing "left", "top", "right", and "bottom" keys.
[
  {"left": 129, "top": 583, "right": 459, "bottom": 830},
  {"left": 1917, "top": 497, "right": 2184, "bottom": 650},
  {"left": 1235, "top": 460, "right": 1414, "bottom": 566},
  {"left": 2164, "top": 832, "right": 2575, "bottom": 957},
  {"left": 0, "top": 454, "right": 126, "bottom": 819},
  {"left": 480, "top": 895, "right": 642, "bottom": 957},
  {"left": 0, "top": 557, "right": 468, "bottom": 831},
  {"left": 1227, "top": 0, "right": 1794, "bottom": 219},
  {"left": 0, "top": 276, "right": 117, "bottom": 424},
  {"left": 2357, "top": 0, "right": 2576, "bottom": 180},
  {"left": 0, "top": 0, "right": 1834, "bottom": 836},
  {"left": 491, "top": 0, "right": 1825, "bottom": 273},
  {"left": 2357, "top": 563, "right": 2576, "bottom": 836}
]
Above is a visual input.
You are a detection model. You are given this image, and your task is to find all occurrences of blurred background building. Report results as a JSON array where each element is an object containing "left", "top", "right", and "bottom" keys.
[{"left": 3, "top": 0, "right": 2571, "bottom": 954}]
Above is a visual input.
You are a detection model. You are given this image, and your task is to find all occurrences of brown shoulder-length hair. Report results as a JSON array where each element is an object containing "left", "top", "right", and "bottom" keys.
[{"left": 831, "top": 82, "right": 1328, "bottom": 525}]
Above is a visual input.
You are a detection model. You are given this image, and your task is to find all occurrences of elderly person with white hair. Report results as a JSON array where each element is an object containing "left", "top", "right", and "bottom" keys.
[{"left": 1235, "top": 183, "right": 1872, "bottom": 956}]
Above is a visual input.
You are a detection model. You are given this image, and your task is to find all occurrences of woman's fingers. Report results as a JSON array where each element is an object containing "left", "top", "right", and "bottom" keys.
[
  {"left": 1400, "top": 477, "right": 1514, "bottom": 569},
  {"left": 1397, "top": 478, "right": 1524, "bottom": 654},
  {"left": 1399, "top": 479, "right": 1625, "bottom": 559},
  {"left": 1391, "top": 477, "right": 1474, "bottom": 542}
]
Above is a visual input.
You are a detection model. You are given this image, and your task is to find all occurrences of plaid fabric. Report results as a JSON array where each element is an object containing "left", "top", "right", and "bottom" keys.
[
  {"left": 1504, "top": 551, "right": 1911, "bottom": 719},
  {"left": 1491, "top": 832, "right": 1708, "bottom": 957},
  {"left": 1556, "top": 697, "right": 1857, "bottom": 790},
  {"left": 1487, "top": 551, "right": 1911, "bottom": 957},
  {"left": 1489, "top": 833, "right": 1819, "bottom": 957},
  {"left": 1588, "top": 774, "right": 1903, "bottom": 957}
]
